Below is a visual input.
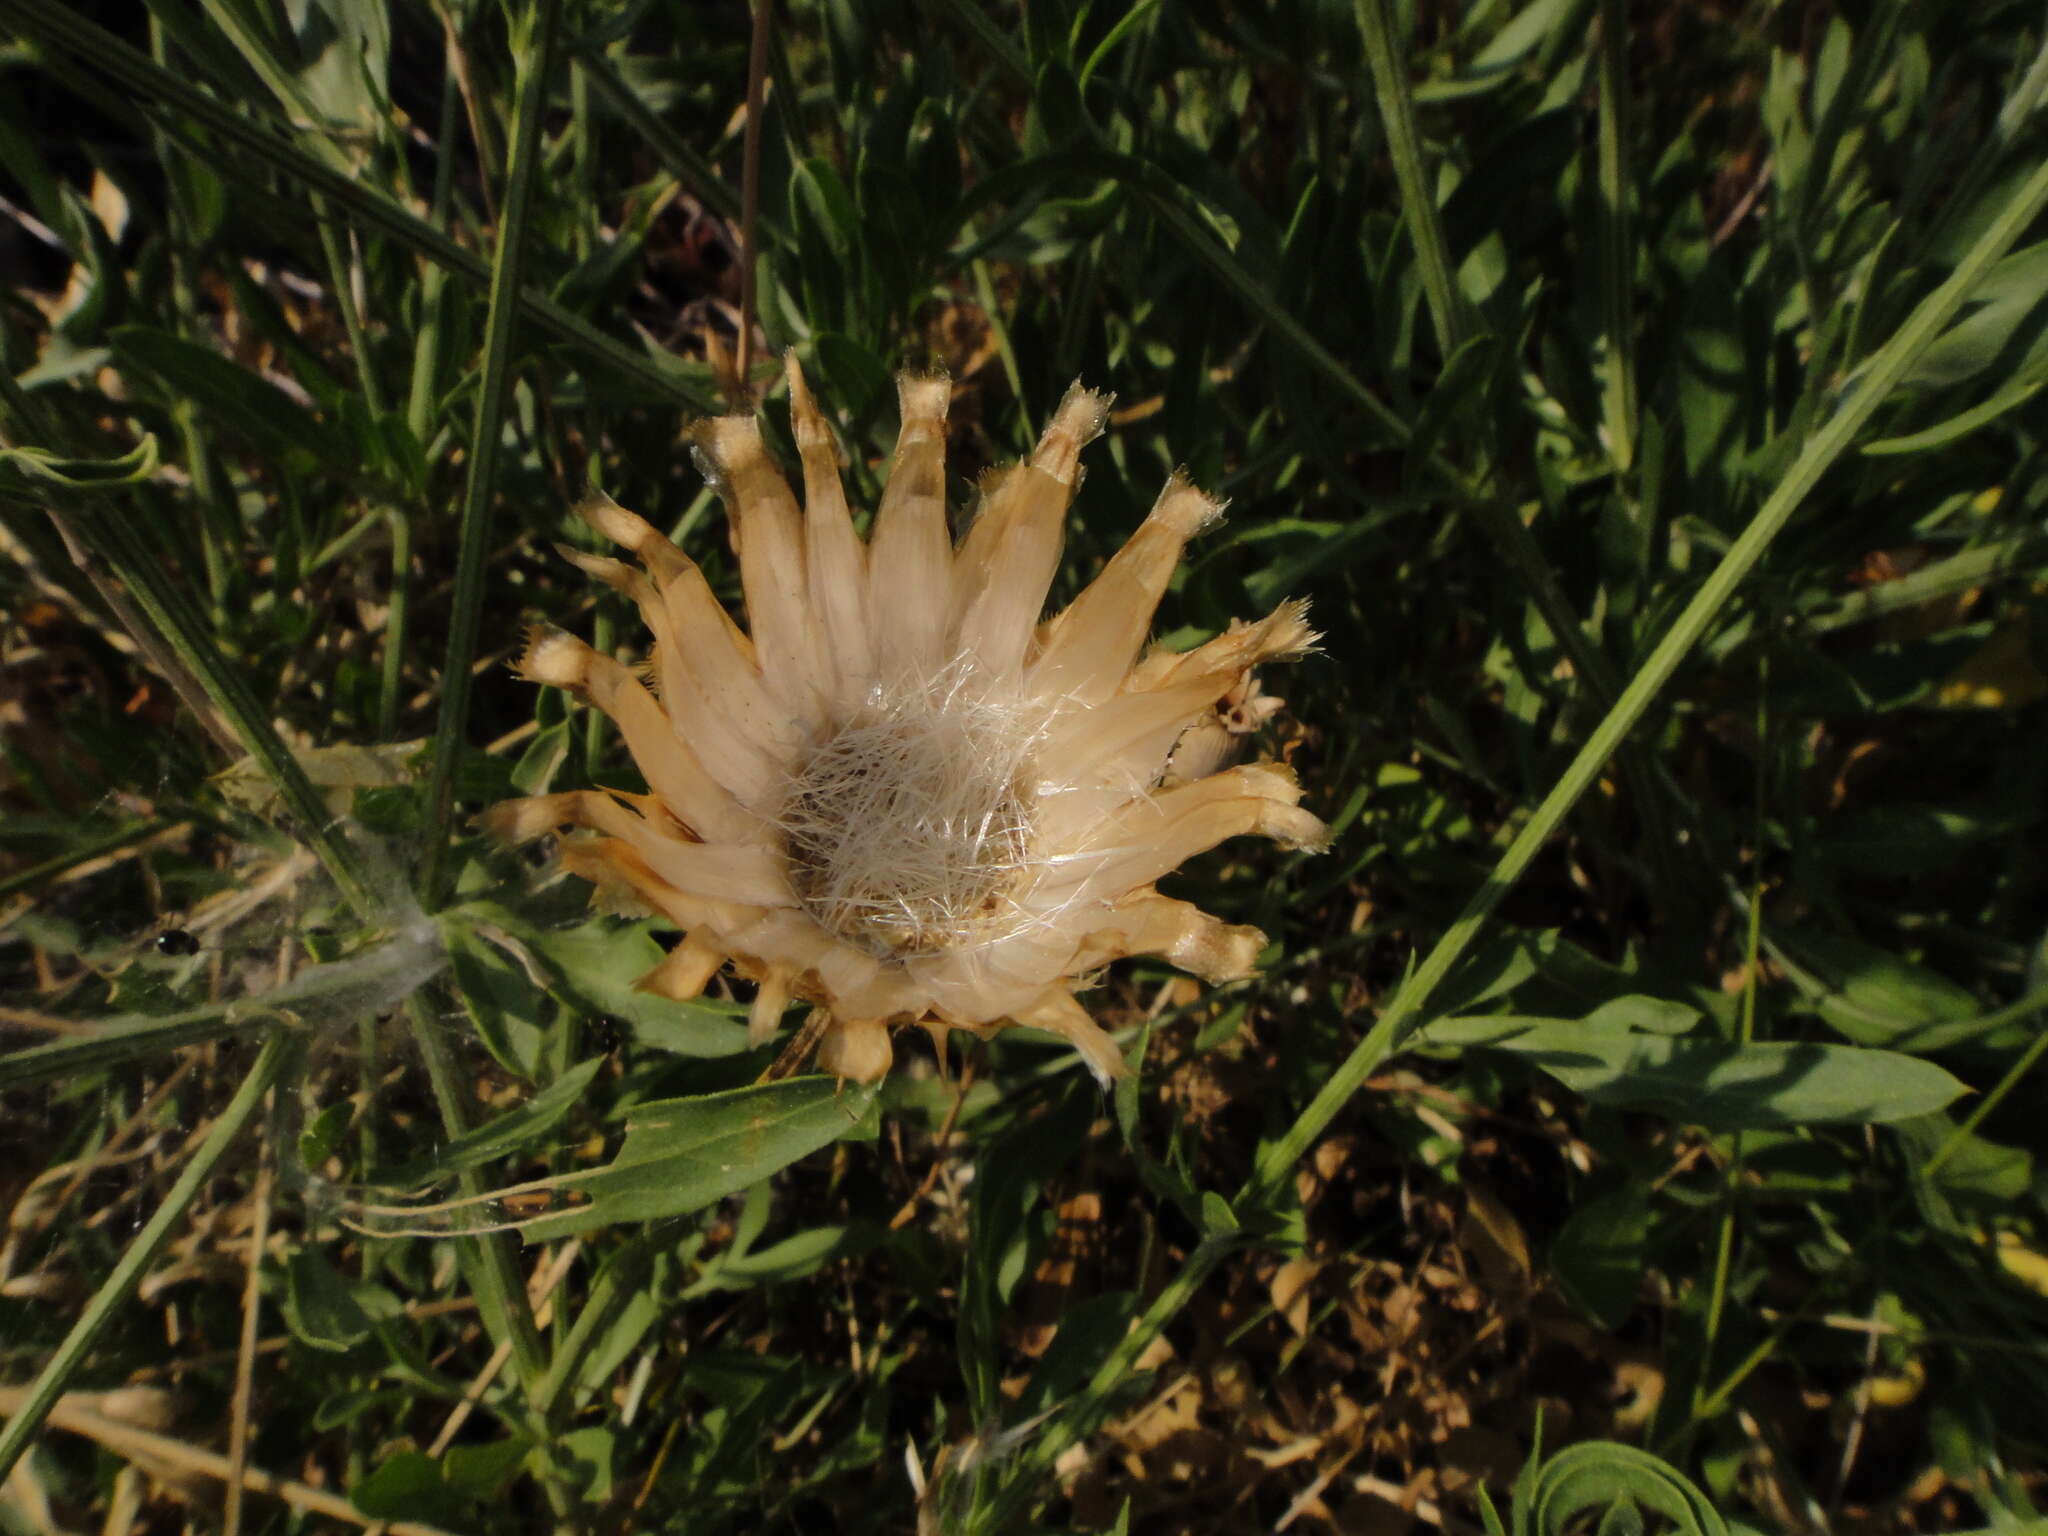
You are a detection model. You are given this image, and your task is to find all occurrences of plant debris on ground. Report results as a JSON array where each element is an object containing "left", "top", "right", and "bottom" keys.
[{"left": 4, "top": 1, "right": 2048, "bottom": 1532}]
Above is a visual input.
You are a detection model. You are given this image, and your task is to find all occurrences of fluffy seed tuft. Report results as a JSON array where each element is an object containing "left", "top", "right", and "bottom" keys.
[{"left": 777, "top": 665, "right": 1040, "bottom": 957}]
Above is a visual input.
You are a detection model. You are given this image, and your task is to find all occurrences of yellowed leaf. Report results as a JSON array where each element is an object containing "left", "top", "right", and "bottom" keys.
[
  {"left": 1866, "top": 1355, "right": 1926, "bottom": 1409},
  {"left": 1996, "top": 1230, "right": 2048, "bottom": 1295},
  {"left": 1935, "top": 609, "right": 2048, "bottom": 709}
]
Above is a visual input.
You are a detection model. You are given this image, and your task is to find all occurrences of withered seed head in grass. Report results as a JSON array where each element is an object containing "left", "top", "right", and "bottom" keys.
[{"left": 483, "top": 356, "right": 1323, "bottom": 1084}]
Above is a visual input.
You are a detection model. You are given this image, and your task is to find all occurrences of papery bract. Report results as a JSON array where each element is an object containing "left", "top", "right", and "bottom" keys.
[{"left": 485, "top": 358, "right": 1322, "bottom": 1083}]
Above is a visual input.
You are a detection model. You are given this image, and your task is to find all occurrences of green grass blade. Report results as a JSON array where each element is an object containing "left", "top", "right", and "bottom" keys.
[
  {"left": 1, "top": 1004, "right": 289, "bottom": 1090},
  {"left": 0, "top": 0, "right": 713, "bottom": 414},
  {"left": 1594, "top": 0, "right": 1637, "bottom": 471},
  {"left": 381, "top": 52, "right": 465, "bottom": 743},
  {"left": 0, "top": 923, "right": 443, "bottom": 1090},
  {"left": 529, "top": 1217, "right": 691, "bottom": 1425},
  {"left": 402, "top": 988, "right": 550, "bottom": 1398},
  {"left": 1356, "top": 0, "right": 1471, "bottom": 353},
  {"left": 186, "top": 0, "right": 326, "bottom": 136},
  {"left": 926, "top": 0, "right": 1032, "bottom": 84},
  {"left": 1244, "top": 149, "right": 2048, "bottom": 1202},
  {"left": 0, "top": 1033, "right": 294, "bottom": 1482},
  {"left": 1133, "top": 178, "right": 1414, "bottom": 447},
  {"left": 1129, "top": 158, "right": 1621, "bottom": 708},
  {"left": 418, "top": 0, "right": 564, "bottom": 909},
  {"left": 0, "top": 373, "right": 380, "bottom": 913},
  {"left": 981, "top": 147, "right": 2048, "bottom": 1528},
  {"left": 567, "top": 33, "right": 739, "bottom": 223},
  {"left": 1349, "top": 2, "right": 1624, "bottom": 706},
  {"left": 404, "top": 0, "right": 564, "bottom": 1421},
  {"left": 1807, "top": 526, "right": 2048, "bottom": 633},
  {"left": 1919, "top": 999, "right": 2048, "bottom": 1182},
  {"left": 979, "top": 1235, "right": 1239, "bottom": 1528},
  {"left": 0, "top": 820, "right": 169, "bottom": 903}
]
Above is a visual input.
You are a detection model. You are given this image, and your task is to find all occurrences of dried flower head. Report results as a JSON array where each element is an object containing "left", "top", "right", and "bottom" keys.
[{"left": 484, "top": 358, "right": 1323, "bottom": 1083}]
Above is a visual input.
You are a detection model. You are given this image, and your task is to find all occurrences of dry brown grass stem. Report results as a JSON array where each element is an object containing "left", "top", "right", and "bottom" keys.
[
  {"left": 1350, "top": 1474, "right": 1470, "bottom": 1534},
  {"left": 2, "top": 1061, "right": 193, "bottom": 1293},
  {"left": 735, "top": 0, "right": 771, "bottom": 391},
  {"left": 223, "top": 1100, "right": 274, "bottom": 1536},
  {"left": 182, "top": 847, "right": 318, "bottom": 944},
  {"left": 0, "top": 1001, "right": 113, "bottom": 1036},
  {"left": 0, "top": 1387, "right": 463, "bottom": 1536},
  {"left": 887, "top": 1058, "right": 975, "bottom": 1230},
  {"left": 424, "top": 1238, "right": 582, "bottom": 1456}
]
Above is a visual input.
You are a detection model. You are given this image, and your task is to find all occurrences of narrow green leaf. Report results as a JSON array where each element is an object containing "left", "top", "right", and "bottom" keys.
[
  {"left": 1014, "top": 1291, "right": 1139, "bottom": 1420},
  {"left": 1358, "top": 0, "right": 1473, "bottom": 356},
  {"left": 367, "top": 1058, "right": 603, "bottom": 1190},
  {"left": 685, "top": 1225, "right": 865, "bottom": 1294},
  {"left": 1863, "top": 376, "right": 2045, "bottom": 455},
  {"left": 351, "top": 1452, "right": 467, "bottom": 1524},
  {"left": 517, "top": 1078, "right": 881, "bottom": 1242},
  {"left": 418, "top": 0, "right": 562, "bottom": 907},
  {"left": 0, "top": 923, "right": 442, "bottom": 1089},
  {"left": 0, "top": 435, "right": 159, "bottom": 491},
  {"left": 1897, "top": 1113, "right": 2033, "bottom": 1204},
  {"left": 526, "top": 920, "right": 749, "bottom": 1059},
  {"left": 1246, "top": 145, "right": 2048, "bottom": 1199},
  {"left": 110, "top": 325, "right": 351, "bottom": 470},
  {"left": 1593, "top": 0, "right": 1637, "bottom": 471},
  {"left": 1469, "top": 0, "right": 1588, "bottom": 73},
  {"left": 566, "top": 37, "right": 738, "bottom": 221},
  {"left": 1782, "top": 927, "right": 1981, "bottom": 1050},
  {"left": 1499, "top": 1031, "right": 1965, "bottom": 1129},
  {"left": 442, "top": 923, "right": 550, "bottom": 1079},
  {"left": 1425, "top": 995, "right": 1699, "bottom": 1048},
  {"left": 5, "top": 0, "right": 713, "bottom": 413}
]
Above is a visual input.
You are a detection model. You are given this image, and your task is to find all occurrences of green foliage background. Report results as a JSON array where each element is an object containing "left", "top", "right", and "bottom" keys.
[{"left": 4, "top": 0, "right": 2048, "bottom": 1530}]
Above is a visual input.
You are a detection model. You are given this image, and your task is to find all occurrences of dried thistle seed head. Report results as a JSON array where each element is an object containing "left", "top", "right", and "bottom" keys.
[
  {"left": 486, "top": 356, "right": 1324, "bottom": 1085},
  {"left": 777, "top": 664, "right": 1038, "bottom": 956}
]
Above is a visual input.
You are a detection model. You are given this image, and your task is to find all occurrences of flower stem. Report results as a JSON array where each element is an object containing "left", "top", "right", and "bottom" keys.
[{"left": 418, "top": 0, "right": 564, "bottom": 909}]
